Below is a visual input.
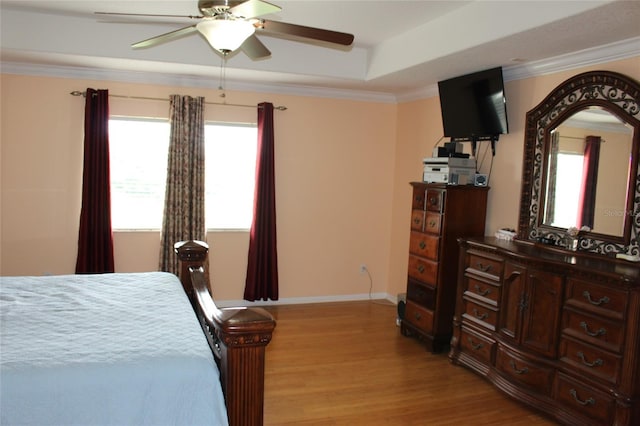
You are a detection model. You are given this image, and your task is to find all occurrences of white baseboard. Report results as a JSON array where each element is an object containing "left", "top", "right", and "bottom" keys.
[{"left": 216, "top": 292, "right": 397, "bottom": 308}]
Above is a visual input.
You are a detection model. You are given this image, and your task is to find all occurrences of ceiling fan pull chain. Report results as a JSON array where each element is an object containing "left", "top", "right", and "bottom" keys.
[{"left": 218, "top": 54, "right": 227, "bottom": 98}]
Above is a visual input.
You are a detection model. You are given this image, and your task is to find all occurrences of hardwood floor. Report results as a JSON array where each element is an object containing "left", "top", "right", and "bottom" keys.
[{"left": 262, "top": 300, "right": 557, "bottom": 425}]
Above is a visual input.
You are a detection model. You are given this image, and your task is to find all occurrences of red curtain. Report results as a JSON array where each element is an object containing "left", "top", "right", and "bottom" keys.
[
  {"left": 244, "top": 102, "right": 279, "bottom": 301},
  {"left": 75, "top": 89, "right": 115, "bottom": 273},
  {"left": 577, "top": 135, "right": 601, "bottom": 229}
]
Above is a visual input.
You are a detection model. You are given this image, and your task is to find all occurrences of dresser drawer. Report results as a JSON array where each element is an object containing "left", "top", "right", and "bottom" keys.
[
  {"left": 554, "top": 373, "right": 616, "bottom": 426},
  {"left": 406, "top": 279, "right": 436, "bottom": 310},
  {"left": 404, "top": 300, "right": 434, "bottom": 335},
  {"left": 410, "top": 210, "right": 424, "bottom": 231},
  {"left": 466, "top": 252, "right": 503, "bottom": 280},
  {"left": 464, "top": 275, "right": 500, "bottom": 306},
  {"left": 565, "top": 278, "right": 627, "bottom": 320},
  {"left": 407, "top": 255, "right": 438, "bottom": 285},
  {"left": 462, "top": 298, "right": 498, "bottom": 331},
  {"left": 424, "top": 212, "right": 442, "bottom": 235},
  {"left": 425, "top": 189, "right": 443, "bottom": 212},
  {"left": 496, "top": 346, "right": 553, "bottom": 394},
  {"left": 562, "top": 309, "right": 624, "bottom": 353},
  {"left": 459, "top": 326, "right": 495, "bottom": 365},
  {"left": 409, "top": 231, "right": 439, "bottom": 261},
  {"left": 411, "top": 186, "right": 426, "bottom": 210},
  {"left": 559, "top": 336, "right": 621, "bottom": 385}
]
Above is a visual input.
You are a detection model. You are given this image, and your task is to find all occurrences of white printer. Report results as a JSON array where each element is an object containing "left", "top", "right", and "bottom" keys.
[{"left": 423, "top": 157, "right": 476, "bottom": 185}]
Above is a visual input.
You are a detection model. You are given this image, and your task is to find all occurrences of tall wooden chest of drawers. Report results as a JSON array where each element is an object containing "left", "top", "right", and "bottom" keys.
[
  {"left": 449, "top": 238, "right": 640, "bottom": 426},
  {"left": 401, "top": 182, "right": 489, "bottom": 352}
]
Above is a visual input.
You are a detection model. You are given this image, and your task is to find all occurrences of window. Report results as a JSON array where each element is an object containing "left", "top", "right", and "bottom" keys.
[
  {"left": 204, "top": 123, "right": 258, "bottom": 229},
  {"left": 550, "top": 152, "right": 584, "bottom": 228},
  {"left": 109, "top": 119, "right": 169, "bottom": 230},
  {"left": 109, "top": 118, "right": 257, "bottom": 230}
]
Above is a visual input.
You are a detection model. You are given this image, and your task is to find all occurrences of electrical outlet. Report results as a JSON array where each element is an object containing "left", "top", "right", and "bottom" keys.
[{"left": 360, "top": 264, "right": 367, "bottom": 273}]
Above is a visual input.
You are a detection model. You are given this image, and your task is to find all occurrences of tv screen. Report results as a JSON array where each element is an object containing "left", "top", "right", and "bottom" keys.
[{"left": 438, "top": 67, "right": 508, "bottom": 141}]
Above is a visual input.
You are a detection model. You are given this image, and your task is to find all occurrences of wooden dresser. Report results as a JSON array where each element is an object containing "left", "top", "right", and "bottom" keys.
[
  {"left": 449, "top": 237, "right": 640, "bottom": 425},
  {"left": 401, "top": 182, "right": 488, "bottom": 352}
]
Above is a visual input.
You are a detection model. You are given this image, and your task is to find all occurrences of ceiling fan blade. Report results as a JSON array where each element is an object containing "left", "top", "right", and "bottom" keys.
[
  {"left": 132, "top": 25, "right": 198, "bottom": 49},
  {"left": 229, "top": 0, "right": 281, "bottom": 19},
  {"left": 257, "top": 20, "right": 354, "bottom": 46},
  {"left": 240, "top": 35, "right": 271, "bottom": 59},
  {"left": 95, "top": 11, "right": 203, "bottom": 20}
]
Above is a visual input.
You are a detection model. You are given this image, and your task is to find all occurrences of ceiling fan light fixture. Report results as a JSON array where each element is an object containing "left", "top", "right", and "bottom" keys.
[{"left": 196, "top": 19, "right": 255, "bottom": 53}]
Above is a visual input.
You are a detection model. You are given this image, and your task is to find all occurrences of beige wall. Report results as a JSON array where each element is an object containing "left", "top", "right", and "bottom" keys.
[
  {"left": 1, "top": 55, "right": 638, "bottom": 303},
  {"left": 0, "top": 74, "right": 397, "bottom": 302}
]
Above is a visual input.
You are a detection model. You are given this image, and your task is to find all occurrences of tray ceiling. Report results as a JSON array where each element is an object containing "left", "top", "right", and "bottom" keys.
[{"left": 1, "top": 0, "right": 639, "bottom": 100}]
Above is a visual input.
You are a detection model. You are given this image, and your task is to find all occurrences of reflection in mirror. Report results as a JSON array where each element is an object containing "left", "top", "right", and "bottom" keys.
[{"left": 542, "top": 107, "right": 633, "bottom": 237}]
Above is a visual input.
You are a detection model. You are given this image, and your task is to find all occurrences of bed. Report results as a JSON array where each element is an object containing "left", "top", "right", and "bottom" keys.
[{"left": 0, "top": 240, "right": 275, "bottom": 426}]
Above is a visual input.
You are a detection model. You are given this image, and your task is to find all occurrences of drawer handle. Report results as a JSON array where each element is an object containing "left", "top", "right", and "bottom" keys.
[
  {"left": 429, "top": 196, "right": 439, "bottom": 206},
  {"left": 474, "top": 284, "right": 491, "bottom": 297},
  {"left": 467, "top": 337, "right": 484, "bottom": 351},
  {"left": 419, "top": 241, "right": 426, "bottom": 250},
  {"left": 417, "top": 265, "right": 425, "bottom": 273},
  {"left": 413, "top": 217, "right": 421, "bottom": 225},
  {"left": 582, "top": 291, "right": 610, "bottom": 306},
  {"left": 475, "top": 263, "right": 492, "bottom": 273},
  {"left": 580, "top": 321, "right": 607, "bottom": 337},
  {"left": 518, "top": 294, "right": 529, "bottom": 312},
  {"left": 472, "top": 308, "right": 488, "bottom": 320},
  {"left": 428, "top": 220, "right": 437, "bottom": 228},
  {"left": 415, "top": 195, "right": 424, "bottom": 204},
  {"left": 414, "top": 312, "right": 422, "bottom": 321},
  {"left": 569, "top": 389, "right": 595, "bottom": 406},
  {"left": 509, "top": 360, "right": 529, "bottom": 375},
  {"left": 577, "top": 351, "right": 603, "bottom": 368}
]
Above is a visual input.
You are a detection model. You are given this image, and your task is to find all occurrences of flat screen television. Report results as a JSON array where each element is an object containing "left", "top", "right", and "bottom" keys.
[{"left": 438, "top": 67, "right": 508, "bottom": 142}]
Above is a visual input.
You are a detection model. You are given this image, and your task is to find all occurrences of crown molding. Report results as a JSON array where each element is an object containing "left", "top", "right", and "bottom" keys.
[
  {"left": 504, "top": 35, "right": 640, "bottom": 82},
  {"left": 2, "top": 36, "right": 639, "bottom": 104},
  {"left": 0, "top": 59, "right": 398, "bottom": 103},
  {"left": 396, "top": 36, "right": 640, "bottom": 103}
]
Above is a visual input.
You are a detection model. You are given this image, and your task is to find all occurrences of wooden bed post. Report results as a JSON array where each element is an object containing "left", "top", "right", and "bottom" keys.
[
  {"left": 174, "top": 240, "right": 209, "bottom": 304},
  {"left": 175, "top": 241, "right": 276, "bottom": 426}
]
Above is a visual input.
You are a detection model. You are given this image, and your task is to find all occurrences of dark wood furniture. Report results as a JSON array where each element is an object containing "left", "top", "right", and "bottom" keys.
[
  {"left": 401, "top": 182, "right": 489, "bottom": 352},
  {"left": 518, "top": 70, "right": 640, "bottom": 254},
  {"left": 175, "top": 241, "right": 276, "bottom": 426},
  {"left": 449, "top": 237, "right": 640, "bottom": 426}
]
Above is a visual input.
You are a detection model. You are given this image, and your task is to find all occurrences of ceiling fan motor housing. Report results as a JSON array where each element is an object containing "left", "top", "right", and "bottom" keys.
[{"left": 199, "top": 0, "right": 244, "bottom": 16}]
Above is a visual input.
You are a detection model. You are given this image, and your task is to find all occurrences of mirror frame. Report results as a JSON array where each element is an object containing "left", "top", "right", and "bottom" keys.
[{"left": 518, "top": 70, "right": 640, "bottom": 256}]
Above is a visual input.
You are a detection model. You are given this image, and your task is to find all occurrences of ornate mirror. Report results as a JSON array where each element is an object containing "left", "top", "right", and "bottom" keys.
[{"left": 518, "top": 71, "right": 640, "bottom": 255}]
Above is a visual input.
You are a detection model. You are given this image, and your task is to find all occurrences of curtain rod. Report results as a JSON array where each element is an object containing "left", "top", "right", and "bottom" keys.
[
  {"left": 69, "top": 91, "right": 287, "bottom": 110},
  {"left": 559, "top": 135, "right": 605, "bottom": 142}
]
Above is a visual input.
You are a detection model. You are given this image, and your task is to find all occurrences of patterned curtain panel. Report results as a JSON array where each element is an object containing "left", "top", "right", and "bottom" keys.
[
  {"left": 76, "top": 88, "right": 115, "bottom": 274},
  {"left": 159, "top": 95, "right": 206, "bottom": 274}
]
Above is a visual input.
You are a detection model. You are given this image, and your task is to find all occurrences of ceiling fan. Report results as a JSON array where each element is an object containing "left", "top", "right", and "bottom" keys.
[{"left": 96, "top": 0, "right": 355, "bottom": 60}]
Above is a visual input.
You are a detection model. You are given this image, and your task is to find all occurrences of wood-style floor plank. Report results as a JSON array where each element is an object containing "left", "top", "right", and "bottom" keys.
[{"left": 262, "top": 300, "right": 557, "bottom": 425}]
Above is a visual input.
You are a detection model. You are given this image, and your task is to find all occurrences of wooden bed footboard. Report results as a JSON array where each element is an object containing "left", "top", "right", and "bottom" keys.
[{"left": 175, "top": 241, "right": 276, "bottom": 426}]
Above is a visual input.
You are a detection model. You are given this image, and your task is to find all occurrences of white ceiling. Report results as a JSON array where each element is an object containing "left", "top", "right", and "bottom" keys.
[{"left": 1, "top": 0, "right": 639, "bottom": 101}]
